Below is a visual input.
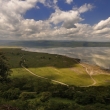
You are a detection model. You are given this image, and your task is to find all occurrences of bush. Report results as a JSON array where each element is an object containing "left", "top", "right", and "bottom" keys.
[
  {"left": 2, "top": 88, "right": 21, "bottom": 100},
  {"left": 44, "top": 101, "right": 69, "bottom": 110},
  {"left": 19, "top": 92, "right": 36, "bottom": 100},
  {"left": 40, "top": 92, "right": 51, "bottom": 102}
]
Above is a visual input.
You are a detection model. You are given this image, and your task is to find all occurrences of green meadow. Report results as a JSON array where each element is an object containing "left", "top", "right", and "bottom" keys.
[{"left": 0, "top": 48, "right": 110, "bottom": 86}]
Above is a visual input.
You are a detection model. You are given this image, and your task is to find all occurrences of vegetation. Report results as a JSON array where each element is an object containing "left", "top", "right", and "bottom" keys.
[
  {"left": 0, "top": 76, "right": 110, "bottom": 110},
  {"left": 0, "top": 51, "right": 11, "bottom": 81},
  {"left": 0, "top": 48, "right": 110, "bottom": 109}
]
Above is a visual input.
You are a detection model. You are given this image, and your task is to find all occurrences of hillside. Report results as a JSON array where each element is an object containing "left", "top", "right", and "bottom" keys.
[
  {"left": 0, "top": 48, "right": 110, "bottom": 110},
  {"left": 0, "top": 48, "right": 110, "bottom": 86}
]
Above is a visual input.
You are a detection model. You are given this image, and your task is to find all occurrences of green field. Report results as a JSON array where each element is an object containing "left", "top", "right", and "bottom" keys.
[
  {"left": 0, "top": 48, "right": 110, "bottom": 86},
  {"left": 1, "top": 48, "right": 110, "bottom": 110}
]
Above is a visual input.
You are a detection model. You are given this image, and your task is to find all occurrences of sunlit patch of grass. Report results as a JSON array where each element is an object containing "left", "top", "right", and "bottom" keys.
[
  {"left": 11, "top": 68, "right": 34, "bottom": 78},
  {"left": 28, "top": 67, "right": 93, "bottom": 86},
  {"left": 92, "top": 74, "right": 110, "bottom": 86}
]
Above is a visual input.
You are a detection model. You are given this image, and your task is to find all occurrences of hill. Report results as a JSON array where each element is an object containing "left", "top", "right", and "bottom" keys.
[
  {"left": 0, "top": 48, "right": 110, "bottom": 86},
  {"left": 0, "top": 48, "right": 110, "bottom": 110}
]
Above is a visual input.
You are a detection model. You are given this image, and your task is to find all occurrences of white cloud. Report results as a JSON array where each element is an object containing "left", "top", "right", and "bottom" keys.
[
  {"left": 53, "top": 0, "right": 58, "bottom": 4},
  {"left": 94, "top": 17, "right": 110, "bottom": 30},
  {"left": 92, "top": 17, "right": 110, "bottom": 40},
  {"left": 78, "top": 4, "right": 93, "bottom": 13},
  {"left": 94, "top": 28, "right": 110, "bottom": 34},
  {"left": 66, "top": 0, "right": 73, "bottom": 4},
  {"left": 50, "top": 9, "right": 83, "bottom": 24},
  {"left": 0, "top": 0, "right": 47, "bottom": 39},
  {"left": 0, "top": 0, "right": 109, "bottom": 41},
  {"left": 49, "top": 4, "right": 94, "bottom": 29}
]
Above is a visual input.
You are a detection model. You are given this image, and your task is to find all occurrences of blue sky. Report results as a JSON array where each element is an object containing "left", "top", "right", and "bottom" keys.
[
  {"left": 24, "top": 0, "right": 110, "bottom": 25},
  {"left": 0, "top": 0, "right": 110, "bottom": 41}
]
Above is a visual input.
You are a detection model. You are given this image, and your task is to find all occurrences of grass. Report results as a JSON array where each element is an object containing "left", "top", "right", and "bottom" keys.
[
  {"left": 11, "top": 68, "right": 32, "bottom": 78},
  {"left": 1, "top": 48, "right": 110, "bottom": 86},
  {"left": 92, "top": 74, "right": 110, "bottom": 86},
  {"left": 0, "top": 48, "right": 77, "bottom": 68},
  {"left": 11, "top": 66, "right": 93, "bottom": 86},
  {"left": 28, "top": 66, "right": 93, "bottom": 86}
]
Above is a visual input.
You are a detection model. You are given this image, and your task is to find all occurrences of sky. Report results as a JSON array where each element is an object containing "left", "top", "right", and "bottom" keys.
[{"left": 0, "top": 0, "right": 110, "bottom": 41}]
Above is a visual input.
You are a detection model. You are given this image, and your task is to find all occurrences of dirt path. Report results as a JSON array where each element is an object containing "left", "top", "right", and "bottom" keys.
[
  {"left": 21, "top": 65, "right": 69, "bottom": 86},
  {"left": 80, "top": 64, "right": 96, "bottom": 87},
  {"left": 74, "top": 59, "right": 97, "bottom": 87}
]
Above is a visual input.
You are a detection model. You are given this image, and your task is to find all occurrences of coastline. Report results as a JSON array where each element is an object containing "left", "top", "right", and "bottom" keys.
[
  {"left": 0, "top": 47, "right": 110, "bottom": 71},
  {"left": 0, "top": 47, "right": 110, "bottom": 86},
  {"left": 0, "top": 46, "right": 22, "bottom": 48}
]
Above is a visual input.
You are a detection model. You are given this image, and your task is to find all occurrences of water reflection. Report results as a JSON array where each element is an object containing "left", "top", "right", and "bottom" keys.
[{"left": 22, "top": 47, "right": 110, "bottom": 69}]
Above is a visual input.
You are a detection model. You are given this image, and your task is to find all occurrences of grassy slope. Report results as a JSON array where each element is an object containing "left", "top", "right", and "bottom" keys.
[
  {"left": 29, "top": 66, "right": 93, "bottom": 86},
  {"left": 93, "top": 74, "right": 110, "bottom": 86},
  {"left": 1, "top": 48, "right": 110, "bottom": 86}
]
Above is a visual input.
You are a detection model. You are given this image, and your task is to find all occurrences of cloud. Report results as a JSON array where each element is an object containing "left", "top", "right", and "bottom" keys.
[
  {"left": 53, "top": 0, "right": 58, "bottom": 4},
  {"left": 49, "top": 4, "right": 94, "bottom": 29},
  {"left": 66, "top": 0, "right": 73, "bottom": 4},
  {"left": 49, "top": 8, "right": 83, "bottom": 26},
  {"left": 78, "top": 3, "right": 94, "bottom": 13},
  {"left": 93, "top": 17, "right": 110, "bottom": 40},
  {"left": 62, "top": 3, "right": 93, "bottom": 29},
  {"left": 63, "top": 21, "right": 77, "bottom": 29},
  {"left": 0, "top": 0, "right": 47, "bottom": 39},
  {"left": 94, "top": 17, "right": 110, "bottom": 30},
  {"left": 0, "top": 0, "right": 110, "bottom": 41},
  {"left": 0, "top": 0, "right": 45, "bottom": 15},
  {"left": 94, "top": 28, "right": 110, "bottom": 34}
]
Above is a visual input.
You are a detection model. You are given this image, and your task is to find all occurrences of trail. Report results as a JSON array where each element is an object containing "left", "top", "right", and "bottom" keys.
[
  {"left": 21, "top": 65, "right": 68, "bottom": 86},
  {"left": 80, "top": 64, "right": 96, "bottom": 87},
  {"left": 74, "top": 60, "right": 97, "bottom": 87}
]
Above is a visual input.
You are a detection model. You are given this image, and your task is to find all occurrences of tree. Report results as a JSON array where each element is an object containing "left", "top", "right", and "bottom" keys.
[{"left": 0, "top": 52, "right": 11, "bottom": 81}]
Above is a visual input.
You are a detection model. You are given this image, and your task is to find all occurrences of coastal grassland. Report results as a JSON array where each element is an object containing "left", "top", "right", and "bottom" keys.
[
  {"left": 0, "top": 48, "right": 110, "bottom": 86},
  {"left": 0, "top": 48, "right": 77, "bottom": 68},
  {"left": 0, "top": 48, "right": 93, "bottom": 86}
]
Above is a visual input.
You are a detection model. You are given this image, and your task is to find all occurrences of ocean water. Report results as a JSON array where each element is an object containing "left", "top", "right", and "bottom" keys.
[{"left": 22, "top": 47, "right": 110, "bottom": 69}]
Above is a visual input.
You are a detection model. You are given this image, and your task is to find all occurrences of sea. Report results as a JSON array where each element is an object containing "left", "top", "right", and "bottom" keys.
[{"left": 0, "top": 40, "right": 109, "bottom": 69}]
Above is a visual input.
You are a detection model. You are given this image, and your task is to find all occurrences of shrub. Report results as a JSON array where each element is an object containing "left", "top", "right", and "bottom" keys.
[
  {"left": 40, "top": 92, "right": 51, "bottom": 102},
  {"left": 19, "top": 92, "right": 36, "bottom": 100},
  {"left": 2, "top": 88, "right": 21, "bottom": 100}
]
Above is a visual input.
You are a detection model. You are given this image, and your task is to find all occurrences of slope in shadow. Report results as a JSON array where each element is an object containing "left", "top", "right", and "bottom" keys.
[{"left": 0, "top": 48, "right": 80, "bottom": 68}]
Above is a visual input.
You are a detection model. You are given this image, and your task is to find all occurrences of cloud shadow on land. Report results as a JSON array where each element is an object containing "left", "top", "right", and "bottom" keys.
[{"left": 1, "top": 48, "right": 79, "bottom": 69}]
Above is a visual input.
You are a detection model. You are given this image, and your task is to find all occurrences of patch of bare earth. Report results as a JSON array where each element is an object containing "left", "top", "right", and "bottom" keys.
[
  {"left": 82, "top": 63, "right": 110, "bottom": 75},
  {"left": 70, "top": 66, "right": 86, "bottom": 74}
]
